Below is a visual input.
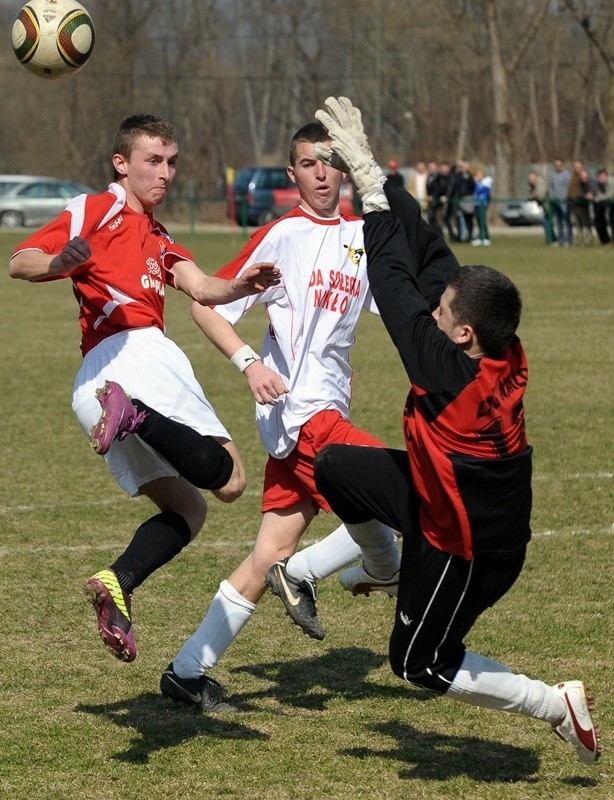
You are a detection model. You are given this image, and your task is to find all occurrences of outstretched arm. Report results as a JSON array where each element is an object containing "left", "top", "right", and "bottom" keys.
[{"left": 172, "top": 259, "right": 281, "bottom": 305}]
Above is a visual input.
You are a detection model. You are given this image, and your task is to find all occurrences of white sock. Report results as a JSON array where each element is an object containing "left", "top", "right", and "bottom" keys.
[
  {"left": 446, "top": 652, "right": 566, "bottom": 723},
  {"left": 286, "top": 524, "right": 362, "bottom": 582},
  {"left": 346, "top": 519, "right": 400, "bottom": 579},
  {"left": 172, "top": 579, "right": 256, "bottom": 678}
]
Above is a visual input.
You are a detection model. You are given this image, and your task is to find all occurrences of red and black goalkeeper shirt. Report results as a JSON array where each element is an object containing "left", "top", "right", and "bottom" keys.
[{"left": 364, "top": 210, "right": 532, "bottom": 560}]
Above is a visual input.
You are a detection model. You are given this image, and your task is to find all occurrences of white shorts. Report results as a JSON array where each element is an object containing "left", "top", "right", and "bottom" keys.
[{"left": 72, "top": 327, "right": 231, "bottom": 497}]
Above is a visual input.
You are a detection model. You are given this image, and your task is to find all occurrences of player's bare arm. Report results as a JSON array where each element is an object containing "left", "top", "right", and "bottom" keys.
[
  {"left": 172, "top": 260, "right": 280, "bottom": 304},
  {"left": 191, "top": 303, "right": 288, "bottom": 405},
  {"left": 9, "top": 236, "right": 91, "bottom": 282}
]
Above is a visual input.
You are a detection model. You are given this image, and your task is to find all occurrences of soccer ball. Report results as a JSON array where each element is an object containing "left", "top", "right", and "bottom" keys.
[{"left": 11, "top": 0, "right": 95, "bottom": 80}]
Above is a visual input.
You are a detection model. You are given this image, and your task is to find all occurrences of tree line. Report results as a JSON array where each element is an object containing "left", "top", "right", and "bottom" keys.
[{"left": 0, "top": 0, "right": 611, "bottom": 209}]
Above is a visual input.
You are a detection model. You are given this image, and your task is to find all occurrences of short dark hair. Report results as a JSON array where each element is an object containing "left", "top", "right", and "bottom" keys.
[
  {"left": 289, "top": 122, "right": 329, "bottom": 166},
  {"left": 112, "top": 114, "right": 177, "bottom": 165},
  {"left": 447, "top": 265, "right": 522, "bottom": 356}
]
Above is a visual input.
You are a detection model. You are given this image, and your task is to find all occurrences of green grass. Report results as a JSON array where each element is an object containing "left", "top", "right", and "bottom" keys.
[{"left": 0, "top": 230, "right": 612, "bottom": 800}]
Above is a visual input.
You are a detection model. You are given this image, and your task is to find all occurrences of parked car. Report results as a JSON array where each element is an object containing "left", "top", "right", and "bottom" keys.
[
  {"left": 230, "top": 165, "right": 357, "bottom": 226},
  {"left": 0, "top": 175, "right": 96, "bottom": 228},
  {"left": 499, "top": 199, "right": 545, "bottom": 227}
]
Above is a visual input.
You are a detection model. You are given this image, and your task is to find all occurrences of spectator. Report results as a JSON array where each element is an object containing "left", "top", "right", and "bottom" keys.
[
  {"left": 408, "top": 160, "right": 428, "bottom": 214},
  {"left": 471, "top": 167, "right": 492, "bottom": 246},
  {"left": 527, "top": 169, "right": 555, "bottom": 245},
  {"left": 386, "top": 159, "right": 405, "bottom": 190},
  {"left": 449, "top": 160, "right": 476, "bottom": 243},
  {"left": 428, "top": 160, "right": 454, "bottom": 240},
  {"left": 549, "top": 157, "right": 572, "bottom": 246},
  {"left": 575, "top": 168, "right": 597, "bottom": 245},
  {"left": 593, "top": 168, "right": 614, "bottom": 246},
  {"left": 566, "top": 159, "right": 586, "bottom": 241}
]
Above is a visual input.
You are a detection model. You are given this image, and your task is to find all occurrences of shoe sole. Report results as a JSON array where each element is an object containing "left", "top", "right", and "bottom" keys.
[
  {"left": 265, "top": 569, "right": 325, "bottom": 641},
  {"left": 84, "top": 580, "right": 136, "bottom": 663},
  {"left": 344, "top": 581, "right": 398, "bottom": 598}
]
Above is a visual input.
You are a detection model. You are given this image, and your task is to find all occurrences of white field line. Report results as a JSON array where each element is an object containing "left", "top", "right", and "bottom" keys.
[
  {"left": 1, "top": 473, "right": 611, "bottom": 557},
  {"left": 0, "top": 525, "right": 611, "bottom": 559},
  {"left": 1, "top": 472, "right": 611, "bottom": 516}
]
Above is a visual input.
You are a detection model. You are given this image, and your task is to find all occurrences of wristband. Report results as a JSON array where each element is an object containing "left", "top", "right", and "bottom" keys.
[{"left": 230, "top": 344, "right": 261, "bottom": 373}]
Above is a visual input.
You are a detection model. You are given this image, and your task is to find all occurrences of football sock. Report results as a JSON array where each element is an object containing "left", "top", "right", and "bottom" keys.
[
  {"left": 345, "top": 519, "right": 400, "bottom": 580},
  {"left": 111, "top": 510, "right": 191, "bottom": 594},
  {"left": 286, "top": 524, "right": 362, "bottom": 582},
  {"left": 132, "top": 401, "right": 234, "bottom": 490},
  {"left": 172, "top": 580, "right": 256, "bottom": 678},
  {"left": 446, "top": 652, "right": 566, "bottom": 723}
]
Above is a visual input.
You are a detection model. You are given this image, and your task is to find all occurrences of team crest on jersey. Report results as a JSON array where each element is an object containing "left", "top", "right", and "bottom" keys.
[
  {"left": 146, "top": 257, "right": 162, "bottom": 278},
  {"left": 108, "top": 215, "right": 123, "bottom": 232},
  {"left": 344, "top": 244, "right": 364, "bottom": 267}
]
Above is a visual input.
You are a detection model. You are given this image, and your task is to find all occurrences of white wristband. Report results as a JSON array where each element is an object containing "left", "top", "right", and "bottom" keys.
[{"left": 230, "top": 344, "right": 261, "bottom": 373}]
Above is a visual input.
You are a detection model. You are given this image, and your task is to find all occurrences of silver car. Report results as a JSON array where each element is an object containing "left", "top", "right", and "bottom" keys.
[
  {"left": 0, "top": 175, "right": 96, "bottom": 228},
  {"left": 499, "top": 199, "right": 545, "bottom": 227}
]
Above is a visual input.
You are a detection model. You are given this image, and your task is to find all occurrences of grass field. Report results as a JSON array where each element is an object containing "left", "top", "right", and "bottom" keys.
[{"left": 0, "top": 230, "right": 612, "bottom": 800}]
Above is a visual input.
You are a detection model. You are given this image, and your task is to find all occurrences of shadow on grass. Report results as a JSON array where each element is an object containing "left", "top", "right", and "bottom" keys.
[
  {"left": 230, "top": 646, "right": 431, "bottom": 711},
  {"left": 341, "top": 720, "right": 541, "bottom": 783},
  {"left": 74, "top": 692, "right": 268, "bottom": 764}
]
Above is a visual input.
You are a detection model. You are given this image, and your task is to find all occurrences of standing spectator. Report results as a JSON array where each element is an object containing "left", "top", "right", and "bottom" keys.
[
  {"left": 527, "top": 169, "right": 554, "bottom": 244},
  {"left": 427, "top": 160, "right": 453, "bottom": 240},
  {"left": 450, "top": 160, "right": 476, "bottom": 243},
  {"left": 567, "top": 158, "right": 586, "bottom": 239},
  {"left": 471, "top": 168, "right": 492, "bottom": 246},
  {"left": 593, "top": 168, "right": 614, "bottom": 246},
  {"left": 426, "top": 161, "right": 440, "bottom": 232},
  {"left": 408, "top": 160, "right": 428, "bottom": 215},
  {"left": 386, "top": 159, "right": 405, "bottom": 190},
  {"left": 575, "top": 168, "right": 598, "bottom": 245},
  {"left": 549, "top": 157, "right": 572, "bottom": 246},
  {"left": 8, "top": 113, "right": 280, "bottom": 666}
]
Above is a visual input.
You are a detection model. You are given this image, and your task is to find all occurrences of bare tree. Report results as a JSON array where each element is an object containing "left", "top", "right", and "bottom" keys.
[
  {"left": 483, "top": 0, "right": 550, "bottom": 199},
  {"left": 561, "top": 0, "right": 614, "bottom": 172}
]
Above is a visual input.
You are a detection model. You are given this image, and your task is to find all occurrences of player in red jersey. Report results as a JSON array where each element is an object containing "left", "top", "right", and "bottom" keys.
[
  {"left": 309, "top": 97, "right": 600, "bottom": 765},
  {"left": 9, "top": 114, "right": 279, "bottom": 679}
]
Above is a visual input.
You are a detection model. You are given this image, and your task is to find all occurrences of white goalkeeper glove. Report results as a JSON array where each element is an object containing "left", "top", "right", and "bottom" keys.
[{"left": 314, "top": 96, "right": 388, "bottom": 213}]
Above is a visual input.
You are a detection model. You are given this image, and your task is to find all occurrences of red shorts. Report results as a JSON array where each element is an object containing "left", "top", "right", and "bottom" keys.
[{"left": 261, "top": 409, "right": 385, "bottom": 513}]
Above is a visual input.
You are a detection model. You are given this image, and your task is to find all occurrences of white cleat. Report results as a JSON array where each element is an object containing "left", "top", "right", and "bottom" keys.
[
  {"left": 339, "top": 564, "right": 399, "bottom": 597},
  {"left": 551, "top": 680, "right": 601, "bottom": 764}
]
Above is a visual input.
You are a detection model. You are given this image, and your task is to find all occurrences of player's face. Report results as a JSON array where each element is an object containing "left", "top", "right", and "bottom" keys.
[
  {"left": 287, "top": 139, "right": 343, "bottom": 218},
  {"left": 113, "top": 135, "right": 178, "bottom": 213}
]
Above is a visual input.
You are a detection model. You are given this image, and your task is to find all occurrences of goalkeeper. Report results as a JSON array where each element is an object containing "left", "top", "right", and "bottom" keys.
[{"left": 307, "top": 97, "right": 600, "bottom": 766}]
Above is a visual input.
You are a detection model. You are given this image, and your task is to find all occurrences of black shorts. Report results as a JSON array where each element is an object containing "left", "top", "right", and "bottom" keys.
[{"left": 314, "top": 444, "right": 526, "bottom": 692}]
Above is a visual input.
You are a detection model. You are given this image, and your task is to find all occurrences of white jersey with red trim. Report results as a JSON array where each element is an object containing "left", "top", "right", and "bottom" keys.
[
  {"left": 12, "top": 183, "right": 195, "bottom": 356},
  {"left": 215, "top": 206, "right": 377, "bottom": 458}
]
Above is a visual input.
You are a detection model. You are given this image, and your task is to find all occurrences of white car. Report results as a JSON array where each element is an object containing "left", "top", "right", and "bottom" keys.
[{"left": 0, "top": 175, "right": 96, "bottom": 228}]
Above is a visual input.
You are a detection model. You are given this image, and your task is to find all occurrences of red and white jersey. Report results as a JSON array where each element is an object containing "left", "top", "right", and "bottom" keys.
[
  {"left": 215, "top": 206, "right": 378, "bottom": 458},
  {"left": 12, "top": 183, "right": 195, "bottom": 356}
]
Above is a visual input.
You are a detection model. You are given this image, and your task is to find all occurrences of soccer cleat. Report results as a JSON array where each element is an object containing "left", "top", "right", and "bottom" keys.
[
  {"left": 90, "top": 380, "right": 148, "bottom": 455},
  {"left": 339, "top": 563, "right": 399, "bottom": 597},
  {"left": 160, "top": 663, "right": 237, "bottom": 713},
  {"left": 551, "top": 680, "right": 601, "bottom": 764},
  {"left": 265, "top": 559, "right": 325, "bottom": 641},
  {"left": 84, "top": 568, "right": 136, "bottom": 662}
]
